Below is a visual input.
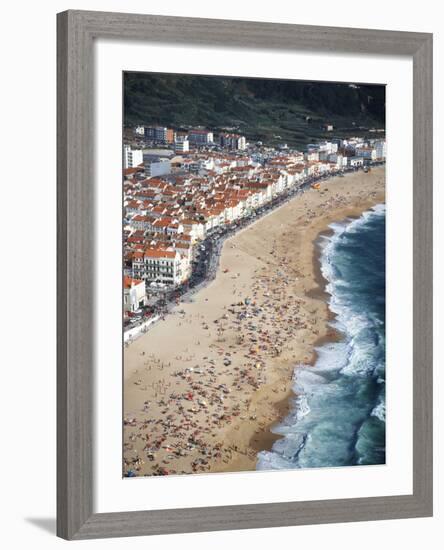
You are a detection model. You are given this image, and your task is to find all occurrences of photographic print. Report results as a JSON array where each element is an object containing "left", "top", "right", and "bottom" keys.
[{"left": 122, "top": 73, "right": 386, "bottom": 478}]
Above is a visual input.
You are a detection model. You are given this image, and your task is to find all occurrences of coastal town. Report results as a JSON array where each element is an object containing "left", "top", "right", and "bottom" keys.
[
  {"left": 121, "top": 73, "right": 387, "bottom": 478},
  {"left": 122, "top": 123, "right": 386, "bottom": 477},
  {"left": 123, "top": 124, "right": 386, "bottom": 335}
]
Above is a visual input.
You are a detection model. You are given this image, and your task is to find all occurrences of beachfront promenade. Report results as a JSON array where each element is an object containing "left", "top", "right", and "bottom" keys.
[{"left": 125, "top": 162, "right": 385, "bottom": 340}]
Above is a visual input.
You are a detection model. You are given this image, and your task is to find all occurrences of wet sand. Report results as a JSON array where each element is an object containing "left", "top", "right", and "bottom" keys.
[{"left": 123, "top": 167, "right": 385, "bottom": 476}]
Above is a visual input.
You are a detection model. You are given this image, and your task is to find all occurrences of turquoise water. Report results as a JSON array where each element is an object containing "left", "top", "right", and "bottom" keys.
[{"left": 257, "top": 205, "right": 386, "bottom": 470}]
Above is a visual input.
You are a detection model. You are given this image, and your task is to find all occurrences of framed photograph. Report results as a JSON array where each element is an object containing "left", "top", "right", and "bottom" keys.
[{"left": 57, "top": 10, "right": 433, "bottom": 540}]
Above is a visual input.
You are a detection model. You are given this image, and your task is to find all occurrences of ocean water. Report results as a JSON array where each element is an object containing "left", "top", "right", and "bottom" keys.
[{"left": 257, "top": 204, "right": 386, "bottom": 470}]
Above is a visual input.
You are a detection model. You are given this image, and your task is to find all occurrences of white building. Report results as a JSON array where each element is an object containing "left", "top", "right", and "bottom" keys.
[
  {"left": 220, "top": 133, "right": 246, "bottom": 150},
  {"left": 141, "top": 249, "right": 185, "bottom": 285},
  {"left": 328, "top": 153, "right": 348, "bottom": 169},
  {"left": 123, "top": 145, "right": 143, "bottom": 169},
  {"left": 317, "top": 141, "right": 338, "bottom": 154},
  {"left": 374, "top": 140, "right": 386, "bottom": 160},
  {"left": 355, "top": 147, "right": 377, "bottom": 161},
  {"left": 305, "top": 149, "right": 319, "bottom": 162},
  {"left": 123, "top": 276, "right": 147, "bottom": 312},
  {"left": 237, "top": 136, "right": 247, "bottom": 150},
  {"left": 134, "top": 126, "right": 146, "bottom": 136},
  {"left": 175, "top": 138, "right": 190, "bottom": 153},
  {"left": 349, "top": 157, "right": 364, "bottom": 167},
  {"left": 144, "top": 158, "right": 171, "bottom": 177},
  {"left": 181, "top": 219, "right": 206, "bottom": 241}
]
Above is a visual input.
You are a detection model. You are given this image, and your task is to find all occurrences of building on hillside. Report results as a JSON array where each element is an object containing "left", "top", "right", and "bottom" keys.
[
  {"left": 123, "top": 276, "right": 147, "bottom": 312},
  {"left": 144, "top": 126, "right": 175, "bottom": 143},
  {"left": 219, "top": 133, "right": 246, "bottom": 150},
  {"left": 175, "top": 138, "right": 190, "bottom": 153},
  {"left": 188, "top": 129, "right": 214, "bottom": 145},
  {"left": 317, "top": 141, "right": 338, "bottom": 154},
  {"left": 134, "top": 126, "right": 146, "bottom": 136},
  {"left": 237, "top": 136, "right": 247, "bottom": 150},
  {"left": 123, "top": 145, "right": 143, "bottom": 169}
]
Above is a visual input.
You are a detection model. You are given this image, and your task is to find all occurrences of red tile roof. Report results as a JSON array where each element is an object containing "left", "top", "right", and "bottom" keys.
[
  {"left": 144, "top": 249, "right": 176, "bottom": 259},
  {"left": 123, "top": 276, "right": 143, "bottom": 289}
]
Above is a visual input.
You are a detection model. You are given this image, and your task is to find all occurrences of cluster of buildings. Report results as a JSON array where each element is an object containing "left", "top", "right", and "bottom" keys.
[
  {"left": 134, "top": 125, "right": 175, "bottom": 143},
  {"left": 219, "top": 133, "right": 247, "bottom": 150},
  {"left": 123, "top": 128, "right": 386, "bottom": 315},
  {"left": 305, "top": 138, "right": 386, "bottom": 167},
  {"left": 131, "top": 125, "right": 246, "bottom": 156}
]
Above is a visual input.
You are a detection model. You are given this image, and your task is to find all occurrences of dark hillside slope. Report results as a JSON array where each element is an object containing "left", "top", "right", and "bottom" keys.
[{"left": 124, "top": 73, "right": 385, "bottom": 148}]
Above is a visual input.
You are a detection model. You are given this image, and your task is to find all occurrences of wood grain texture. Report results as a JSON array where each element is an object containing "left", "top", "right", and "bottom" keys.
[
  {"left": 71, "top": 9, "right": 429, "bottom": 55},
  {"left": 56, "top": 10, "right": 433, "bottom": 540},
  {"left": 57, "top": 10, "right": 94, "bottom": 540},
  {"left": 412, "top": 34, "right": 433, "bottom": 514},
  {"left": 72, "top": 493, "right": 430, "bottom": 540}
]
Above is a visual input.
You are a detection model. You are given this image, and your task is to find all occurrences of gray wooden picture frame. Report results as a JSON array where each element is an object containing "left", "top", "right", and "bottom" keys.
[{"left": 57, "top": 9, "right": 433, "bottom": 540}]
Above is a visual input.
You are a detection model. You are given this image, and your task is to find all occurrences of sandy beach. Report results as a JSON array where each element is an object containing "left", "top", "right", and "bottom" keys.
[{"left": 123, "top": 166, "right": 385, "bottom": 477}]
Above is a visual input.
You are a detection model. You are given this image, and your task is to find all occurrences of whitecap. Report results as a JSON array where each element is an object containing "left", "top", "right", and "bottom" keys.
[
  {"left": 256, "top": 205, "right": 386, "bottom": 471},
  {"left": 371, "top": 400, "right": 386, "bottom": 422}
]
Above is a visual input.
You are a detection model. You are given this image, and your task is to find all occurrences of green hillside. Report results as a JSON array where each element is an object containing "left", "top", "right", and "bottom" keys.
[{"left": 124, "top": 72, "right": 385, "bottom": 148}]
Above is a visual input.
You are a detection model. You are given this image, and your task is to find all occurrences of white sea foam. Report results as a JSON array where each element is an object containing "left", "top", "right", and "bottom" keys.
[
  {"left": 318, "top": 205, "right": 386, "bottom": 378},
  {"left": 256, "top": 450, "right": 293, "bottom": 471},
  {"left": 294, "top": 394, "right": 311, "bottom": 420},
  {"left": 371, "top": 399, "right": 386, "bottom": 422},
  {"left": 256, "top": 206, "right": 386, "bottom": 471}
]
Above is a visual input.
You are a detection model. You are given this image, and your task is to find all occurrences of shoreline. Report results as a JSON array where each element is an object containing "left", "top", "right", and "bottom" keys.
[
  {"left": 213, "top": 201, "right": 385, "bottom": 473},
  {"left": 123, "top": 167, "right": 385, "bottom": 477}
]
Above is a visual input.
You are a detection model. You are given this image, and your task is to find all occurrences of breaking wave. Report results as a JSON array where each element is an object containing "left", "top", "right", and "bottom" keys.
[{"left": 257, "top": 205, "right": 386, "bottom": 470}]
